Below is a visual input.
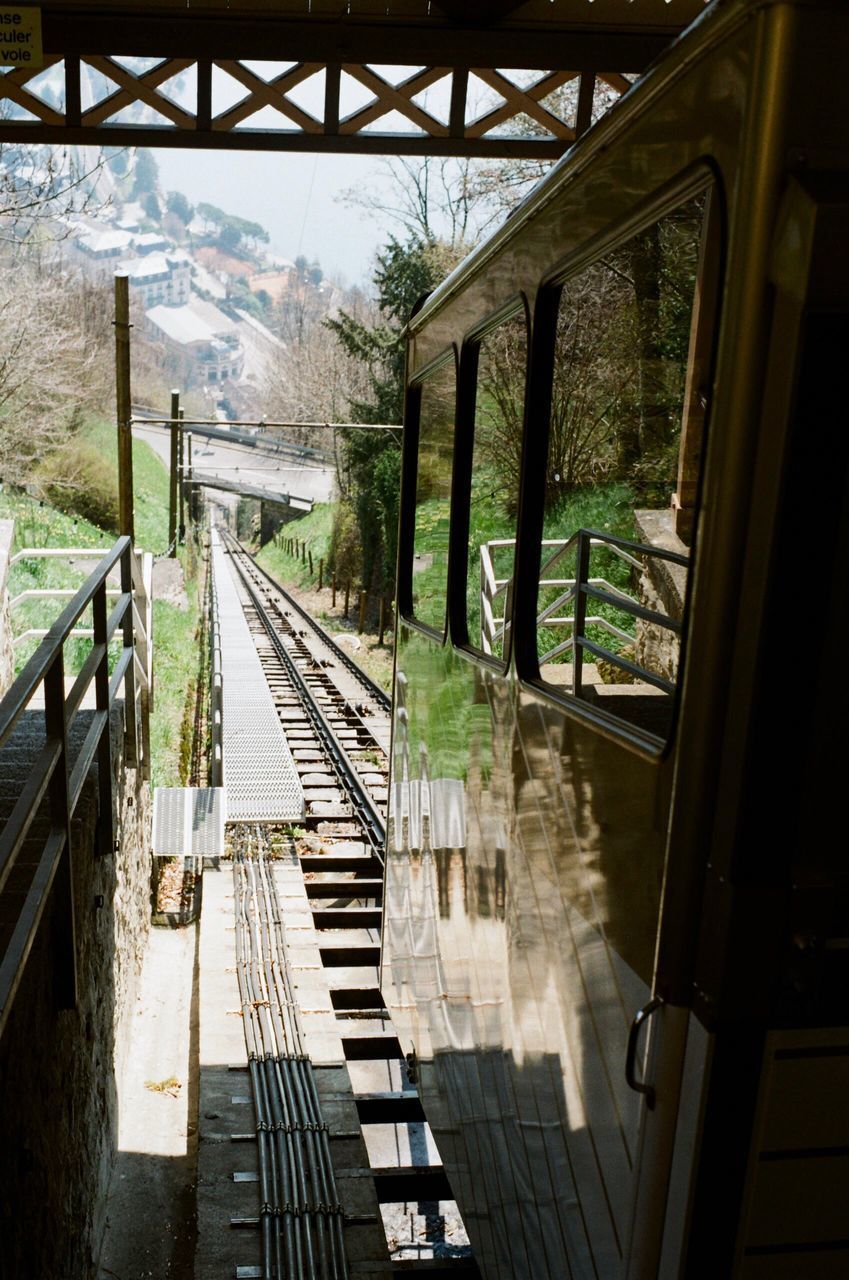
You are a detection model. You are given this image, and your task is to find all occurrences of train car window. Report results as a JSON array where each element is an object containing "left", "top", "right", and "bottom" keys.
[
  {"left": 467, "top": 313, "right": 528, "bottom": 660},
  {"left": 411, "top": 356, "right": 456, "bottom": 634},
  {"left": 535, "top": 193, "right": 710, "bottom": 741}
]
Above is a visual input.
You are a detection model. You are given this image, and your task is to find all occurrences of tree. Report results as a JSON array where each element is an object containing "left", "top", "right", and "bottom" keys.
[
  {"left": 467, "top": 78, "right": 626, "bottom": 220},
  {"left": 131, "top": 147, "right": 159, "bottom": 197},
  {"left": 325, "top": 235, "right": 448, "bottom": 592},
  {"left": 219, "top": 222, "right": 242, "bottom": 253},
  {"left": 141, "top": 190, "right": 161, "bottom": 222},
  {"left": 263, "top": 291, "right": 372, "bottom": 424},
  {"left": 166, "top": 189, "right": 194, "bottom": 224},
  {"left": 341, "top": 155, "right": 495, "bottom": 254},
  {"left": 0, "top": 143, "right": 114, "bottom": 242},
  {"left": 0, "top": 260, "right": 113, "bottom": 480}
]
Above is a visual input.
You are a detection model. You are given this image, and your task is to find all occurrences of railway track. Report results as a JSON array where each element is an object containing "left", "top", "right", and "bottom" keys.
[
  {"left": 217, "top": 530, "right": 476, "bottom": 1278},
  {"left": 222, "top": 530, "right": 390, "bottom": 713}
]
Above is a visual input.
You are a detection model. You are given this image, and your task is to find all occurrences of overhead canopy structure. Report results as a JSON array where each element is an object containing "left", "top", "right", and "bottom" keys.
[{"left": 0, "top": 0, "right": 710, "bottom": 156}]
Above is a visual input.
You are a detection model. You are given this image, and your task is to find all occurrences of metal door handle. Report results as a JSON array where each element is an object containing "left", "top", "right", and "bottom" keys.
[{"left": 625, "top": 995, "right": 663, "bottom": 1109}]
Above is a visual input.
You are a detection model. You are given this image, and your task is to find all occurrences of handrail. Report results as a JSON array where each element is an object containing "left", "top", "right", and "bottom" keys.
[
  {"left": 0, "top": 537, "right": 152, "bottom": 1040},
  {"left": 479, "top": 527, "right": 689, "bottom": 689},
  {"left": 0, "top": 538, "right": 128, "bottom": 745},
  {"left": 209, "top": 522, "right": 224, "bottom": 789}
]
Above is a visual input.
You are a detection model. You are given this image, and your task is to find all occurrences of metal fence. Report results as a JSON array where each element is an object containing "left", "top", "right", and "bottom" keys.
[{"left": 0, "top": 538, "right": 152, "bottom": 1039}]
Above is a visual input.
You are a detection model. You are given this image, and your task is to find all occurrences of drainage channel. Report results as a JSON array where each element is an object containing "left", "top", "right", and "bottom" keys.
[{"left": 219, "top": 535, "right": 477, "bottom": 1278}]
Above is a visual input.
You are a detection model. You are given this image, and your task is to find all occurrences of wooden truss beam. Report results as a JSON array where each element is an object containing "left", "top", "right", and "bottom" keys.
[{"left": 0, "top": 54, "right": 635, "bottom": 155}]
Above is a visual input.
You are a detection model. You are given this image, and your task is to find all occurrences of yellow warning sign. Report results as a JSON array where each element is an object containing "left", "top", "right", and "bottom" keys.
[{"left": 0, "top": 7, "right": 42, "bottom": 69}]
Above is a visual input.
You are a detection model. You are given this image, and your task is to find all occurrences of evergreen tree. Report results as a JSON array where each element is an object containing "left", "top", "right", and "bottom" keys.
[
  {"left": 326, "top": 235, "right": 444, "bottom": 593},
  {"left": 166, "top": 190, "right": 194, "bottom": 224},
  {"left": 131, "top": 148, "right": 158, "bottom": 197}
]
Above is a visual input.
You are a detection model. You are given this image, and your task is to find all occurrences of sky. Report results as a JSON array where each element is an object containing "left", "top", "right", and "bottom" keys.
[{"left": 153, "top": 148, "right": 398, "bottom": 288}]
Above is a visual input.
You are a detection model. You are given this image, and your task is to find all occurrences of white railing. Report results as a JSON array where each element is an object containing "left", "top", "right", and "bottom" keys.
[
  {"left": 10, "top": 546, "right": 154, "bottom": 708},
  {"left": 479, "top": 534, "right": 641, "bottom": 658},
  {"left": 479, "top": 529, "right": 688, "bottom": 693}
]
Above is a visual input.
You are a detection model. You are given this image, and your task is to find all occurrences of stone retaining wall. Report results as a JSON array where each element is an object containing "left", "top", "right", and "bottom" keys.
[{"left": 0, "top": 707, "right": 151, "bottom": 1280}]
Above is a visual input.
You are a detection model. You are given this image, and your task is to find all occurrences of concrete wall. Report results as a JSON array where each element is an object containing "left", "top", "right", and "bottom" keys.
[
  {"left": 0, "top": 709, "right": 151, "bottom": 1280},
  {"left": 0, "top": 519, "right": 14, "bottom": 698}
]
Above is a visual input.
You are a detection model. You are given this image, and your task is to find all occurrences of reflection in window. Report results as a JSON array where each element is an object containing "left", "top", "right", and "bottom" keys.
[
  {"left": 412, "top": 357, "right": 456, "bottom": 632},
  {"left": 468, "top": 315, "right": 527, "bottom": 658},
  {"left": 536, "top": 195, "right": 708, "bottom": 737}
]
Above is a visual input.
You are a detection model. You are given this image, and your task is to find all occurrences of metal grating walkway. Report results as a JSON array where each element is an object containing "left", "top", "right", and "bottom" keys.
[
  {"left": 152, "top": 786, "right": 227, "bottom": 857},
  {"left": 210, "top": 530, "right": 304, "bottom": 822}
]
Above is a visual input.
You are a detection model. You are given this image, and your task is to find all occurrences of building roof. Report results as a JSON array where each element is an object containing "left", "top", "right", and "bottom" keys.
[
  {"left": 76, "top": 227, "right": 135, "bottom": 254},
  {"left": 147, "top": 297, "right": 237, "bottom": 346},
  {"left": 135, "top": 231, "right": 171, "bottom": 250},
  {"left": 115, "top": 251, "right": 187, "bottom": 282}
]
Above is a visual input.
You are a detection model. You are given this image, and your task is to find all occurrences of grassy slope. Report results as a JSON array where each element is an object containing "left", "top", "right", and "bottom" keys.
[
  {"left": 149, "top": 576, "right": 199, "bottom": 789},
  {"left": 81, "top": 417, "right": 171, "bottom": 554},
  {"left": 255, "top": 503, "right": 334, "bottom": 589},
  {"left": 410, "top": 478, "right": 638, "bottom": 653},
  {"left": 1, "top": 420, "right": 198, "bottom": 787}
]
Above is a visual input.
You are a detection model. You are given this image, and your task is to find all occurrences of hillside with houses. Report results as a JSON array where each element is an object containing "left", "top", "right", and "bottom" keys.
[{"left": 54, "top": 147, "right": 343, "bottom": 420}]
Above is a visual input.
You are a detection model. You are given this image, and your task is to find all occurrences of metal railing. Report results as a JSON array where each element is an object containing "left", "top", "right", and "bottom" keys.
[
  {"left": 10, "top": 548, "right": 154, "bottom": 701},
  {"left": 480, "top": 528, "right": 688, "bottom": 694},
  {"left": 0, "top": 538, "right": 152, "bottom": 1039},
  {"left": 209, "top": 526, "right": 224, "bottom": 789}
]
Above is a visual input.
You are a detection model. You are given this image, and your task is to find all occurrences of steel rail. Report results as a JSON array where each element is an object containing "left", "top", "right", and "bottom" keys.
[
  {"left": 222, "top": 529, "right": 391, "bottom": 714},
  {"left": 226, "top": 547, "right": 387, "bottom": 859}
]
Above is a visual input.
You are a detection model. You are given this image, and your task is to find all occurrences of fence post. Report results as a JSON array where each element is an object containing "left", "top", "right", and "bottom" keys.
[
  {"left": 378, "top": 597, "right": 386, "bottom": 646},
  {"left": 186, "top": 431, "right": 193, "bottom": 532},
  {"left": 358, "top": 590, "right": 366, "bottom": 634},
  {"left": 114, "top": 274, "right": 134, "bottom": 542},
  {"left": 572, "top": 530, "right": 590, "bottom": 698},
  {"left": 178, "top": 407, "right": 186, "bottom": 545},
  {"left": 92, "top": 580, "right": 115, "bottom": 857},
  {"left": 318, "top": 558, "right": 323, "bottom": 591},
  {"left": 168, "top": 388, "right": 179, "bottom": 556},
  {"left": 301, "top": 541, "right": 306, "bottom": 565},
  {"left": 332, "top": 571, "right": 337, "bottom": 608},
  {"left": 118, "top": 545, "right": 139, "bottom": 769},
  {"left": 308, "top": 549, "right": 313, "bottom": 577},
  {"left": 344, "top": 582, "right": 350, "bottom": 617}
]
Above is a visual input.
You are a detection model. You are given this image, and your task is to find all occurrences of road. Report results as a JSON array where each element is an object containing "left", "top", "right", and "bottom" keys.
[{"left": 133, "top": 423, "right": 335, "bottom": 508}]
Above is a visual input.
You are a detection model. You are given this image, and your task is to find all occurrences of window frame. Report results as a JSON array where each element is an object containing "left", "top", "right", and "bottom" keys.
[
  {"left": 512, "top": 164, "right": 725, "bottom": 757},
  {"left": 398, "top": 345, "right": 459, "bottom": 644},
  {"left": 452, "top": 296, "right": 532, "bottom": 671}
]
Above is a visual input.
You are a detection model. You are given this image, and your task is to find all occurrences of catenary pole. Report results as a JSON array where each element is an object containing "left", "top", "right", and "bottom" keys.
[
  {"left": 168, "top": 388, "right": 180, "bottom": 555},
  {"left": 114, "top": 275, "right": 134, "bottom": 541}
]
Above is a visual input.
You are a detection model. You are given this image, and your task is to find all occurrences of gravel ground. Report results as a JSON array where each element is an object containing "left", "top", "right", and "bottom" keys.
[{"left": 267, "top": 574, "right": 394, "bottom": 694}]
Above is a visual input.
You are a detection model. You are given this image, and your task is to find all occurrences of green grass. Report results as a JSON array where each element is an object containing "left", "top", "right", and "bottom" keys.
[
  {"left": 2, "top": 432, "right": 199, "bottom": 788},
  {"left": 1, "top": 487, "right": 113, "bottom": 675},
  {"left": 255, "top": 502, "right": 334, "bottom": 589},
  {"left": 81, "top": 417, "right": 172, "bottom": 554},
  {"left": 408, "top": 477, "right": 638, "bottom": 659},
  {"left": 536, "top": 483, "right": 637, "bottom": 663},
  {"left": 150, "top": 585, "right": 200, "bottom": 788}
]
